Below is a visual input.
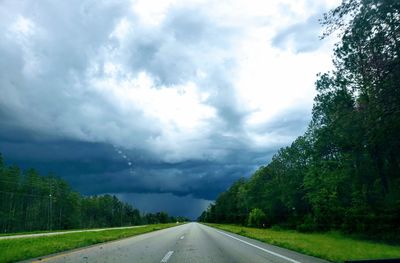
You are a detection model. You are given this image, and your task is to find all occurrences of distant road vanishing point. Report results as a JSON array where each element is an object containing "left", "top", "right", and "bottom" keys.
[{"left": 24, "top": 223, "right": 329, "bottom": 263}]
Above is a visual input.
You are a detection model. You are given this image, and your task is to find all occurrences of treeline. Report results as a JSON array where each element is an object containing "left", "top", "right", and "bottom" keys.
[
  {"left": 0, "top": 155, "right": 187, "bottom": 233},
  {"left": 199, "top": 0, "right": 400, "bottom": 237}
]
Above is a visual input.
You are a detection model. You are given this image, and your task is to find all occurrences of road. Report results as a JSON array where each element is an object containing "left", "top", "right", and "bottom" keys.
[
  {"left": 0, "top": 225, "right": 147, "bottom": 240},
  {"left": 24, "top": 223, "right": 329, "bottom": 263}
]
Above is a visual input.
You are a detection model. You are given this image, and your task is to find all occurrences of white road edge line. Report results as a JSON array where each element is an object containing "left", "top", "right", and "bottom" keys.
[
  {"left": 0, "top": 225, "right": 148, "bottom": 240},
  {"left": 161, "top": 251, "right": 174, "bottom": 262},
  {"left": 215, "top": 230, "right": 301, "bottom": 263}
]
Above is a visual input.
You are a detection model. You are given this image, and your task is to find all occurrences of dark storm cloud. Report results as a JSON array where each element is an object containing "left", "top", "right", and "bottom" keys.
[
  {"left": 0, "top": 0, "right": 322, "bottom": 218},
  {"left": 0, "top": 136, "right": 271, "bottom": 219},
  {"left": 0, "top": 0, "right": 243, "bottom": 154},
  {"left": 0, "top": 0, "right": 160, "bottom": 149},
  {"left": 0, "top": 137, "right": 268, "bottom": 200},
  {"left": 114, "top": 193, "right": 212, "bottom": 220}
]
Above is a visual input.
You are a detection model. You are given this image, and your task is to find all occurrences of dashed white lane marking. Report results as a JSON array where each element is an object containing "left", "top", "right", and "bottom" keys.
[
  {"left": 161, "top": 251, "right": 174, "bottom": 262},
  {"left": 215, "top": 230, "right": 301, "bottom": 263},
  {"left": 180, "top": 236, "right": 185, "bottom": 240}
]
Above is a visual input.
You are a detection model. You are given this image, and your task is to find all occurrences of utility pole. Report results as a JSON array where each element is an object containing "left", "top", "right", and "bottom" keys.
[
  {"left": 49, "top": 193, "right": 52, "bottom": 231},
  {"left": 120, "top": 203, "right": 123, "bottom": 227},
  {"left": 48, "top": 180, "right": 52, "bottom": 231}
]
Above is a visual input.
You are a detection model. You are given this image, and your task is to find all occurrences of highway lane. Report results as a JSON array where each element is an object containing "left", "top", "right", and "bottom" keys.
[{"left": 24, "top": 223, "right": 330, "bottom": 263}]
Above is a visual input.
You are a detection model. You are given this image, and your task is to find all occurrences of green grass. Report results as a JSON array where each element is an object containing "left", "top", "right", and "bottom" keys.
[
  {"left": 0, "top": 225, "right": 147, "bottom": 237},
  {"left": 206, "top": 223, "right": 400, "bottom": 263},
  {"left": 0, "top": 223, "right": 181, "bottom": 263}
]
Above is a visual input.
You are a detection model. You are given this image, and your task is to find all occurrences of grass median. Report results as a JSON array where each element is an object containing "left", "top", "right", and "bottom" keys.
[
  {"left": 0, "top": 223, "right": 181, "bottom": 263},
  {"left": 205, "top": 223, "right": 400, "bottom": 263}
]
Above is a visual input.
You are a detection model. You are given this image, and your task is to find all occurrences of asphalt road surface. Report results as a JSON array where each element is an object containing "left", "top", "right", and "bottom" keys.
[{"left": 25, "top": 223, "right": 330, "bottom": 263}]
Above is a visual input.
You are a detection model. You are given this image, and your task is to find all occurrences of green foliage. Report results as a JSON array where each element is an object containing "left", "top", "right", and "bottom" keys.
[
  {"left": 207, "top": 223, "right": 400, "bottom": 263},
  {"left": 199, "top": 0, "right": 400, "bottom": 239},
  {"left": 247, "top": 208, "right": 266, "bottom": 227},
  {"left": 0, "top": 156, "right": 186, "bottom": 233}
]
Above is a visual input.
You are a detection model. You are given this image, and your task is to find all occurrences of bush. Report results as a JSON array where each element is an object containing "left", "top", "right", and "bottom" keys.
[
  {"left": 247, "top": 208, "right": 266, "bottom": 227},
  {"left": 296, "top": 215, "right": 316, "bottom": 232}
]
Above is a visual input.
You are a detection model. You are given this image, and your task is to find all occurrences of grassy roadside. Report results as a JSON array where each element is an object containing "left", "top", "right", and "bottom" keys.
[
  {"left": 0, "top": 225, "right": 148, "bottom": 237},
  {"left": 205, "top": 223, "right": 400, "bottom": 263},
  {"left": 0, "top": 223, "right": 182, "bottom": 263}
]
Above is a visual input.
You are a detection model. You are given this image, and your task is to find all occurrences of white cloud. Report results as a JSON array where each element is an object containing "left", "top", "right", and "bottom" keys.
[
  {"left": 131, "top": 0, "right": 177, "bottom": 26},
  {"left": 109, "top": 18, "right": 132, "bottom": 41},
  {"left": 0, "top": 0, "right": 340, "bottom": 163}
]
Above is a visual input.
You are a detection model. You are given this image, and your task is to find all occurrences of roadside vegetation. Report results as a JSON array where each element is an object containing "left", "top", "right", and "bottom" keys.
[
  {"left": 207, "top": 223, "right": 400, "bottom": 263},
  {"left": 0, "top": 223, "right": 181, "bottom": 263},
  {"left": 0, "top": 156, "right": 188, "bottom": 234},
  {"left": 199, "top": 0, "right": 400, "bottom": 244},
  {"left": 0, "top": 225, "right": 148, "bottom": 237}
]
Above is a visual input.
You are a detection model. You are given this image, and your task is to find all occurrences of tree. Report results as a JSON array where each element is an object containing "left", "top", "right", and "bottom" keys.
[
  {"left": 199, "top": 0, "right": 400, "bottom": 238},
  {"left": 0, "top": 153, "right": 182, "bottom": 233}
]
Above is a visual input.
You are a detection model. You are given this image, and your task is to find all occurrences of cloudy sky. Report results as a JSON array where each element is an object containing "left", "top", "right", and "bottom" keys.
[{"left": 0, "top": 0, "right": 339, "bottom": 219}]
